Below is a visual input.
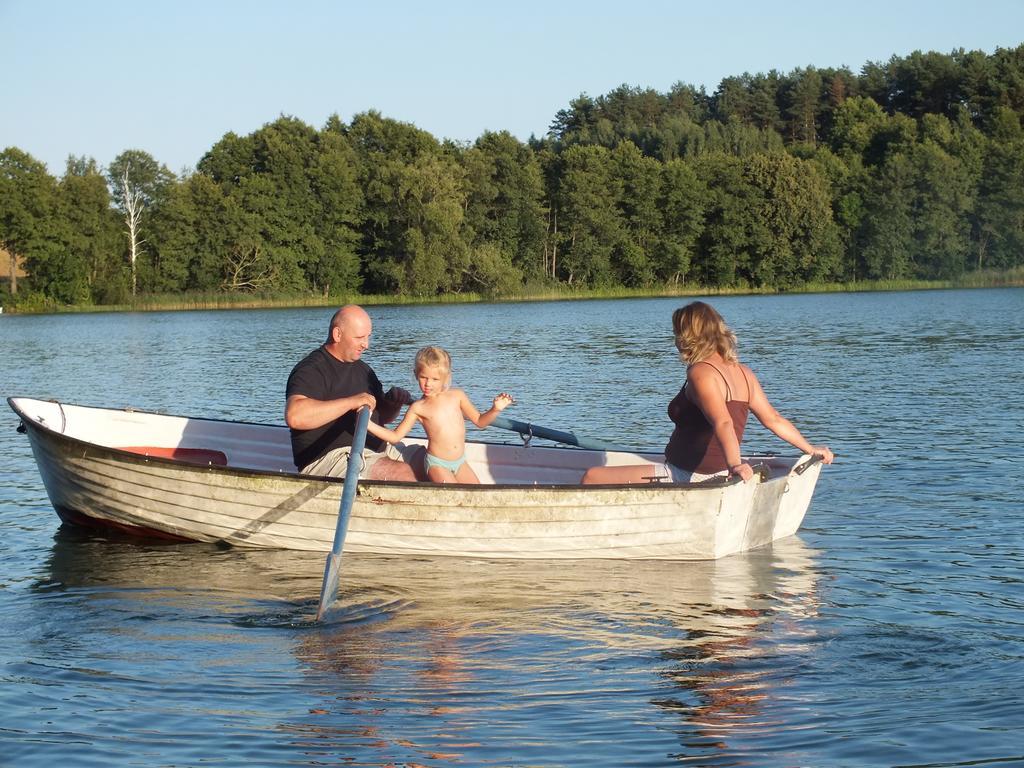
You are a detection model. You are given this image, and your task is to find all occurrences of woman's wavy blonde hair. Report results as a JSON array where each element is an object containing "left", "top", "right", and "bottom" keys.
[
  {"left": 414, "top": 345, "right": 452, "bottom": 386},
  {"left": 672, "top": 301, "right": 739, "bottom": 365}
]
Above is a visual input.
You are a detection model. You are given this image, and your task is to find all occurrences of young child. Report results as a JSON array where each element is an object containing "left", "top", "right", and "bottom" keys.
[{"left": 365, "top": 346, "right": 514, "bottom": 483}]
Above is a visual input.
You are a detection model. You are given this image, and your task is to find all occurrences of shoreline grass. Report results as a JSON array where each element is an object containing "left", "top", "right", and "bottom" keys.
[{"left": 2, "top": 267, "right": 1021, "bottom": 315}]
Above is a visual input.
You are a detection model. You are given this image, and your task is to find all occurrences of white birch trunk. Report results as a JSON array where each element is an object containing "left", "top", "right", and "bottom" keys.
[{"left": 121, "top": 166, "right": 144, "bottom": 296}]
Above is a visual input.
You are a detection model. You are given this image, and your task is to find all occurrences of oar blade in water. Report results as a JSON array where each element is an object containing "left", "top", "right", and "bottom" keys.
[{"left": 315, "top": 553, "right": 343, "bottom": 621}]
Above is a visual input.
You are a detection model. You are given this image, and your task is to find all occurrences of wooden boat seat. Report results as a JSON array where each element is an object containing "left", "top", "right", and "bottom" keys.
[{"left": 119, "top": 446, "right": 229, "bottom": 466}]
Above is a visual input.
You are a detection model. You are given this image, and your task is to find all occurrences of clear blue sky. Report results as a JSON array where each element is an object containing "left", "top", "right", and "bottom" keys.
[{"left": 3, "top": 0, "right": 1023, "bottom": 176}]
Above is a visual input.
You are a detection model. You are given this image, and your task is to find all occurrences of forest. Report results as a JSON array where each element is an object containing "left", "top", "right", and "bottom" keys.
[{"left": 2, "top": 44, "right": 1023, "bottom": 309}]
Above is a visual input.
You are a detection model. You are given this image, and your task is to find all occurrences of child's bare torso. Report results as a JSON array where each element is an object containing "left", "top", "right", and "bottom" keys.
[{"left": 415, "top": 389, "right": 468, "bottom": 460}]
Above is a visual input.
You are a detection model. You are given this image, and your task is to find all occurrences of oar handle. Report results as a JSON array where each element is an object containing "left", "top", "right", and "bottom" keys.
[
  {"left": 793, "top": 453, "right": 824, "bottom": 476},
  {"left": 490, "top": 415, "right": 622, "bottom": 452}
]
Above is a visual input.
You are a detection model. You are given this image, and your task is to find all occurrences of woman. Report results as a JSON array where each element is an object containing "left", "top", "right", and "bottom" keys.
[{"left": 581, "top": 301, "right": 834, "bottom": 484}]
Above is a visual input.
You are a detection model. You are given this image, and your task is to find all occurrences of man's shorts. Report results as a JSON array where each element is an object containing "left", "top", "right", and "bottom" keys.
[{"left": 300, "top": 442, "right": 410, "bottom": 478}]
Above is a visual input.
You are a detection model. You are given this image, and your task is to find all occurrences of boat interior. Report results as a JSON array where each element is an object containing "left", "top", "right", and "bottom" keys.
[{"left": 11, "top": 397, "right": 804, "bottom": 487}]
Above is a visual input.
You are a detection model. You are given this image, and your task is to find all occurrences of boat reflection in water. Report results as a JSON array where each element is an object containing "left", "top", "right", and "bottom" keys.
[{"left": 40, "top": 527, "right": 822, "bottom": 763}]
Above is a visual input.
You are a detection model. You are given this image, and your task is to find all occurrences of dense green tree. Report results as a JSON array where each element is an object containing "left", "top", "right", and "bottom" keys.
[
  {"left": 655, "top": 159, "right": 707, "bottom": 284},
  {"left": 58, "top": 157, "right": 124, "bottom": 302},
  {"left": 556, "top": 144, "right": 623, "bottom": 286},
  {"left": 886, "top": 50, "right": 967, "bottom": 119},
  {"left": 0, "top": 148, "right": 64, "bottom": 299},
  {"left": 859, "top": 59, "right": 891, "bottom": 109},
  {"left": 699, "top": 116, "right": 786, "bottom": 157},
  {"left": 549, "top": 94, "right": 600, "bottom": 146},
  {"left": 743, "top": 152, "right": 842, "bottom": 286},
  {"left": 348, "top": 109, "right": 442, "bottom": 164},
  {"left": 460, "top": 131, "right": 547, "bottom": 283},
  {"left": 463, "top": 241, "right": 524, "bottom": 296},
  {"left": 397, "top": 153, "right": 469, "bottom": 295},
  {"left": 748, "top": 71, "right": 784, "bottom": 133},
  {"left": 712, "top": 75, "right": 756, "bottom": 124},
  {"left": 986, "top": 45, "right": 1024, "bottom": 116},
  {"left": 690, "top": 152, "right": 764, "bottom": 286},
  {"left": 959, "top": 48, "right": 1001, "bottom": 124},
  {"left": 195, "top": 131, "right": 255, "bottom": 184},
  {"left": 974, "top": 108, "right": 1024, "bottom": 269},
  {"left": 805, "top": 145, "right": 868, "bottom": 280},
  {"left": 348, "top": 112, "right": 468, "bottom": 295},
  {"left": 305, "top": 124, "right": 363, "bottom": 294},
  {"left": 642, "top": 116, "right": 695, "bottom": 160},
  {"left": 242, "top": 118, "right": 332, "bottom": 292},
  {"left": 911, "top": 139, "right": 972, "bottom": 277},
  {"left": 858, "top": 153, "right": 916, "bottom": 279},
  {"left": 196, "top": 115, "right": 364, "bottom": 294},
  {"left": 638, "top": 114, "right": 700, "bottom": 161},
  {"left": 609, "top": 141, "right": 661, "bottom": 285},
  {"left": 829, "top": 96, "right": 917, "bottom": 166},
  {"left": 533, "top": 145, "right": 566, "bottom": 282},
  {"left": 145, "top": 175, "right": 201, "bottom": 292},
  {"left": 782, "top": 67, "right": 824, "bottom": 145},
  {"left": 828, "top": 96, "right": 891, "bottom": 159},
  {"left": 145, "top": 171, "right": 236, "bottom": 292},
  {"left": 666, "top": 82, "right": 711, "bottom": 124},
  {"left": 909, "top": 112, "right": 982, "bottom": 278},
  {"left": 228, "top": 173, "right": 306, "bottom": 292}
]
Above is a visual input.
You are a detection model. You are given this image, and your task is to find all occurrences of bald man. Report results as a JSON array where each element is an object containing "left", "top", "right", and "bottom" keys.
[{"left": 285, "top": 305, "right": 417, "bottom": 481}]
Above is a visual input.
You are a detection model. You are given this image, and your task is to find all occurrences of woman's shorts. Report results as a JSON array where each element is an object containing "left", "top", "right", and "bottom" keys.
[{"left": 660, "top": 462, "right": 729, "bottom": 484}]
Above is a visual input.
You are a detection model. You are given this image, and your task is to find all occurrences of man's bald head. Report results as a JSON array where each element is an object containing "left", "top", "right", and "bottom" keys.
[{"left": 326, "top": 305, "right": 372, "bottom": 362}]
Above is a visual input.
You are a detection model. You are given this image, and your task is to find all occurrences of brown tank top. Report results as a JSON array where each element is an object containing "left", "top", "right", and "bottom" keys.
[{"left": 664, "top": 361, "right": 750, "bottom": 473}]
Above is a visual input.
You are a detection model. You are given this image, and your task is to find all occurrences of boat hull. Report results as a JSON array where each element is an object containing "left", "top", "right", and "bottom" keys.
[{"left": 12, "top": 397, "right": 823, "bottom": 560}]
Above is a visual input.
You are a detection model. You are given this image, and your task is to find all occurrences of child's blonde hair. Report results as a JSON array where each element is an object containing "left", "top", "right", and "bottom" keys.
[{"left": 414, "top": 346, "right": 452, "bottom": 381}]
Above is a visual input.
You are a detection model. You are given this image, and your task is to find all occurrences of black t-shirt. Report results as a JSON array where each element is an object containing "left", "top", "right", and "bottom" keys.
[{"left": 286, "top": 346, "right": 387, "bottom": 468}]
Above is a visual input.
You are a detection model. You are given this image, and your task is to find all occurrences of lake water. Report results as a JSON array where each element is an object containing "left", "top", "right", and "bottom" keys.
[{"left": 1, "top": 288, "right": 1022, "bottom": 767}]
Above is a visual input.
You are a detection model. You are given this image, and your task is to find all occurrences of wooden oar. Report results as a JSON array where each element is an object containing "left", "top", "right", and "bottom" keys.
[
  {"left": 315, "top": 405, "right": 370, "bottom": 622},
  {"left": 490, "top": 415, "right": 622, "bottom": 452}
]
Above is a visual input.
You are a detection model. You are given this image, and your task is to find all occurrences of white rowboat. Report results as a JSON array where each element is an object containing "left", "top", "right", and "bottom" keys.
[{"left": 10, "top": 396, "right": 825, "bottom": 560}]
